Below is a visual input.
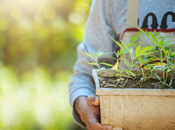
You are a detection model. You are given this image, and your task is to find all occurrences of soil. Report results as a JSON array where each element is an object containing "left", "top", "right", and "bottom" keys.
[{"left": 98, "top": 77, "right": 175, "bottom": 89}]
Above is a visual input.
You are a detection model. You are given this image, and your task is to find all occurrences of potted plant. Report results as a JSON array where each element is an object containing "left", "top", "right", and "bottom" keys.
[{"left": 80, "top": 28, "right": 175, "bottom": 130}]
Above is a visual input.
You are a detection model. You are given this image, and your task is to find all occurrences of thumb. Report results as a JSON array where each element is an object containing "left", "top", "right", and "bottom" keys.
[{"left": 87, "top": 95, "right": 100, "bottom": 106}]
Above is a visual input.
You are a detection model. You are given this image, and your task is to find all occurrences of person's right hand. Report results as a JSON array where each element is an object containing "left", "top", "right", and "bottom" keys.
[{"left": 74, "top": 95, "right": 112, "bottom": 130}]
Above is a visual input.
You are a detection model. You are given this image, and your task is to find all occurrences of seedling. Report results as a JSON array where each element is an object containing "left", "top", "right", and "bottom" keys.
[
  {"left": 79, "top": 27, "right": 175, "bottom": 89},
  {"left": 78, "top": 49, "right": 113, "bottom": 78}
]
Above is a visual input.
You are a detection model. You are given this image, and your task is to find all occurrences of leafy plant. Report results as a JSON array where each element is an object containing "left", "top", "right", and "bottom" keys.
[
  {"left": 111, "top": 31, "right": 155, "bottom": 88},
  {"left": 80, "top": 27, "right": 175, "bottom": 89},
  {"left": 78, "top": 49, "right": 113, "bottom": 77},
  {"left": 135, "top": 27, "right": 175, "bottom": 88}
]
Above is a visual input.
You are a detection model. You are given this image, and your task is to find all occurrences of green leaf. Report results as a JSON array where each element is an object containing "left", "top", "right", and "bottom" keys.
[
  {"left": 160, "top": 46, "right": 167, "bottom": 55},
  {"left": 130, "top": 35, "right": 134, "bottom": 42},
  {"left": 100, "top": 62, "right": 114, "bottom": 67},
  {"left": 98, "top": 52, "right": 110, "bottom": 57},
  {"left": 114, "top": 51, "right": 118, "bottom": 58},
  {"left": 125, "top": 70, "right": 136, "bottom": 76},
  {"left": 90, "top": 50, "right": 95, "bottom": 57},
  {"left": 89, "top": 63, "right": 97, "bottom": 65},
  {"left": 135, "top": 44, "right": 141, "bottom": 56},
  {"left": 107, "top": 55, "right": 117, "bottom": 61},
  {"left": 97, "top": 51, "right": 104, "bottom": 57},
  {"left": 127, "top": 43, "right": 136, "bottom": 47},
  {"left": 137, "top": 56, "right": 143, "bottom": 64},
  {"left": 115, "top": 74, "right": 120, "bottom": 77},
  {"left": 132, "top": 31, "right": 141, "bottom": 42},
  {"left": 168, "top": 47, "right": 171, "bottom": 56},
  {"left": 134, "top": 26, "right": 146, "bottom": 35},
  {"left": 121, "top": 57, "right": 131, "bottom": 67},
  {"left": 110, "top": 36, "right": 122, "bottom": 48},
  {"left": 95, "top": 49, "right": 102, "bottom": 58},
  {"left": 153, "top": 72, "right": 161, "bottom": 81},
  {"left": 133, "top": 64, "right": 139, "bottom": 68},
  {"left": 146, "top": 30, "right": 150, "bottom": 37},
  {"left": 167, "top": 69, "right": 172, "bottom": 73},
  {"left": 151, "top": 46, "right": 158, "bottom": 51},
  {"left": 119, "top": 49, "right": 125, "bottom": 55},
  {"left": 137, "top": 52, "right": 153, "bottom": 57},
  {"left": 78, "top": 50, "right": 94, "bottom": 59},
  {"left": 150, "top": 32, "right": 159, "bottom": 44},
  {"left": 142, "top": 32, "right": 158, "bottom": 46},
  {"left": 164, "top": 41, "right": 175, "bottom": 46},
  {"left": 155, "top": 31, "right": 160, "bottom": 36},
  {"left": 121, "top": 41, "right": 131, "bottom": 55},
  {"left": 139, "top": 46, "right": 155, "bottom": 55},
  {"left": 165, "top": 49, "right": 169, "bottom": 55},
  {"left": 159, "top": 39, "right": 165, "bottom": 46},
  {"left": 159, "top": 36, "right": 175, "bottom": 39},
  {"left": 113, "top": 69, "right": 120, "bottom": 72},
  {"left": 122, "top": 74, "right": 132, "bottom": 78},
  {"left": 130, "top": 31, "right": 141, "bottom": 43}
]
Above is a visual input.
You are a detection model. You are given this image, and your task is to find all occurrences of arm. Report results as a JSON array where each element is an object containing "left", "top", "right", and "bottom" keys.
[{"left": 69, "top": 0, "right": 119, "bottom": 129}]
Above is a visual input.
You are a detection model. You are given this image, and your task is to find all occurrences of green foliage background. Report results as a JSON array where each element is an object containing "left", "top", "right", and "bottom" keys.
[{"left": 0, "top": 0, "right": 92, "bottom": 129}]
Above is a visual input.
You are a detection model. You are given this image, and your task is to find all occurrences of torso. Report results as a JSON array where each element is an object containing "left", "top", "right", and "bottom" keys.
[{"left": 112, "top": 0, "right": 175, "bottom": 40}]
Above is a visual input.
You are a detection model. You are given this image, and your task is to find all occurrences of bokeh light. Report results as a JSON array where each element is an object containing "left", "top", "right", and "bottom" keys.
[{"left": 0, "top": 0, "right": 92, "bottom": 129}]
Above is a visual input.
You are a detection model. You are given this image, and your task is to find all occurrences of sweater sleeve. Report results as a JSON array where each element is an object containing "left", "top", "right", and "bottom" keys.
[{"left": 68, "top": 0, "right": 119, "bottom": 127}]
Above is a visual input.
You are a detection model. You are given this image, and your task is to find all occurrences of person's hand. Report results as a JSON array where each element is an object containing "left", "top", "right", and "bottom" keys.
[{"left": 74, "top": 95, "right": 112, "bottom": 130}]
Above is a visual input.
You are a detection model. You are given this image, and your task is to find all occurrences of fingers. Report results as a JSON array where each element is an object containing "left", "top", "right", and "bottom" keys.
[
  {"left": 86, "top": 118, "right": 112, "bottom": 130},
  {"left": 87, "top": 94, "right": 100, "bottom": 106},
  {"left": 91, "top": 122, "right": 112, "bottom": 130},
  {"left": 86, "top": 95, "right": 113, "bottom": 130}
]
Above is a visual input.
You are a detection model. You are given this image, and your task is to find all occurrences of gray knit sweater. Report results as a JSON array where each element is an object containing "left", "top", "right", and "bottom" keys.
[{"left": 69, "top": 0, "right": 175, "bottom": 127}]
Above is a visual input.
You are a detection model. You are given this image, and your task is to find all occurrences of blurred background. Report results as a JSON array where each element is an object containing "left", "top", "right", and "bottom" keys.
[{"left": 0, "top": 0, "right": 92, "bottom": 129}]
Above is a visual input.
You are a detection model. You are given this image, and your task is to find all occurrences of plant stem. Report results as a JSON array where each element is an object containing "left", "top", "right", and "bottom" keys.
[
  {"left": 160, "top": 49, "right": 165, "bottom": 83},
  {"left": 124, "top": 55, "right": 126, "bottom": 69},
  {"left": 130, "top": 79, "right": 142, "bottom": 88},
  {"left": 158, "top": 81, "right": 172, "bottom": 88},
  {"left": 140, "top": 68, "right": 145, "bottom": 88},
  {"left": 165, "top": 56, "right": 169, "bottom": 85},
  {"left": 123, "top": 77, "right": 128, "bottom": 88},
  {"left": 133, "top": 77, "right": 136, "bottom": 86},
  {"left": 96, "top": 59, "right": 102, "bottom": 78},
  {"left": 115, "top": 80, "right": 119, "bottom": 88},
  {"left": 115, "top": 71, "right": 123, "bottom": 88},
  {"left": 124, "top": 56, "right": 135, "bottom": 88}
]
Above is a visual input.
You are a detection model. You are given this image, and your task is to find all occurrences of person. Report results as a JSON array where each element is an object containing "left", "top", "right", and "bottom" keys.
[{"left": 69, "top": 0, "right": 175, "bottom": 130}]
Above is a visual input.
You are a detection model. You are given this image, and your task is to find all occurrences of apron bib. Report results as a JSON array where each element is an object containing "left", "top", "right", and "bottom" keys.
[{"left": 118, "top": 0, "right": 175, "bottom": 69}]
